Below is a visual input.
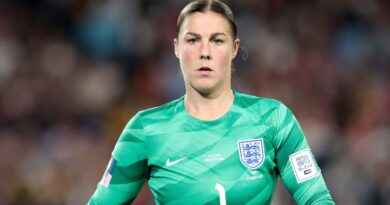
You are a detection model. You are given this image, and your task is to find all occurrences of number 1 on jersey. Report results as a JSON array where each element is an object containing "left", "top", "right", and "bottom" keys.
[{"left": 215, "top": 183, "right": 226, "bottom": 205}]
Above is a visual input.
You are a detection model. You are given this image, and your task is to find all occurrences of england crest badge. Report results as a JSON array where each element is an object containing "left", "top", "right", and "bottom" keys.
[{"left": 237, "top": 139, "right": 265, "bottom": 169}]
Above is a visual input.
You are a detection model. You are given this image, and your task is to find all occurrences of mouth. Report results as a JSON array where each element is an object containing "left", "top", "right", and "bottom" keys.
[
  {"left": 197, "top": 67, "right": 213, "bottom": 76},
  {"left": 198, "top": 67, "right": 213, "bottom": 71}
]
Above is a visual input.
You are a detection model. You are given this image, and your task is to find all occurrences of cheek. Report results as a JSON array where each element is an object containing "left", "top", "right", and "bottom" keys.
[
  {"left": 183, "top": 47, "right": 197, "bottom": 61},
  {"left": 180, "top": 47, "right": 198, "bottom": 69},
  {"left": 183, "top": 50, "right": 194, "bottom": 62},
  {"left": 214, "top": 49, "right": 232, "bottom": 68}
]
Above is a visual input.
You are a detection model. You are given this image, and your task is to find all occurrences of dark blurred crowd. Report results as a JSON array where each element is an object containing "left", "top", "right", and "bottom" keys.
[{"left": 0, "top": 0, "right": 389, "bottom": 204}]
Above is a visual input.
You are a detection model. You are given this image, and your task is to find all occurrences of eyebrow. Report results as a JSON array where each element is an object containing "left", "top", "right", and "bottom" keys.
[{"left": 185, "top": 32, "right": 227, "bottom": 38}]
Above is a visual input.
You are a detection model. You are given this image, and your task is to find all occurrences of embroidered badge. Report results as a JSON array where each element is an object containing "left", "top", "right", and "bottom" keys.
[
  {"left": 102, "top": 157, "right": 117, "bottom": 188},
  {"left": 289, "top": 149, "right": 319, "bottom": 183},
  {"left": 237, "top": 139, "right": 265, "bottom": 169}
]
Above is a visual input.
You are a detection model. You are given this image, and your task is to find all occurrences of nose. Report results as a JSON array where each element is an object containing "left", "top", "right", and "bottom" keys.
[{"left": 200, "top": 41, "right": 211, "bottom": 60}]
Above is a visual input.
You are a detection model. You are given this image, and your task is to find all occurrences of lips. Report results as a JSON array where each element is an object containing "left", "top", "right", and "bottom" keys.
[
  {"left": 197, "top": 67, "right": 213, "bottom": 76},
  {"left": 198, "top": 67, "right": 212, "bottom": 71}
]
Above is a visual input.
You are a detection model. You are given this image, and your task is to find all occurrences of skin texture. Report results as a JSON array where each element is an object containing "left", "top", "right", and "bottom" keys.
[{"left": 174, "top": 11, "right": 240, "bottom": 120}]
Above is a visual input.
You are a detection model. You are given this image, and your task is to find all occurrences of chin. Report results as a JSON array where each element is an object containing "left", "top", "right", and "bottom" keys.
[{"left": 190, "top": 82, "right": 219, "bottom": 95}]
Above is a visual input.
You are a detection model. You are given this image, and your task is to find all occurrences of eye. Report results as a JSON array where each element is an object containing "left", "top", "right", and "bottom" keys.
[
  {"left": 187, "top": 38, "right": 198, "bottom": 45},
  {"left": 212, "top": 38, "right": 224, "bottom": 45}
]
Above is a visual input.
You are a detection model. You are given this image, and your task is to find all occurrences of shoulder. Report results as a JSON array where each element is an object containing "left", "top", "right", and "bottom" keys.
[
  {"left": 234, "top": 91, "right": 294, "bottom": 127},
  {"left": 133, "top": 97, "right": 183, "bottom": 124},
  {"left": 235, "top": 91, "right": 287, "bottom": 113}
]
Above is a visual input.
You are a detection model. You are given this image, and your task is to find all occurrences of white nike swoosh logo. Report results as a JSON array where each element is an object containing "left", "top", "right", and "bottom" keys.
[{"left": 166, "top": 157, "right": 187, "bottom": 167}]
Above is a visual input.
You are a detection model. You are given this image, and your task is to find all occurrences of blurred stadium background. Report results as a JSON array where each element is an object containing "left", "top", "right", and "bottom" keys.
[{"left": 0, "top": 0, "right": 389, "bottom": 204}]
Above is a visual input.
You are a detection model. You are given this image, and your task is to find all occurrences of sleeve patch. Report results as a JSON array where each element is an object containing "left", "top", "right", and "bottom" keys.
[
  {"left": 102, "top": 157, "right": 117, "bottom": 188},
  {"left": 289, "top": 149, "right": 319, "bottom": 183}
]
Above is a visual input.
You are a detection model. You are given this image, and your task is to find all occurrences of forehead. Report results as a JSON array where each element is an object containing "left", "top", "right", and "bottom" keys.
[{"left": 180, "top": 11, "right": 231, "bottom": 36}]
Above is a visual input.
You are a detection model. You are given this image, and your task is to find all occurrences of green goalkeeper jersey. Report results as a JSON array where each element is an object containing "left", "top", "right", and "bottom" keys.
[{"left": 88, "top": 91, "right": 334, "bottom": 205}]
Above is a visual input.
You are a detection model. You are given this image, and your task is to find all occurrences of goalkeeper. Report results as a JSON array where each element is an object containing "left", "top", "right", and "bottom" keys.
[{"left": 88, "top": 0, "right": 335, "bottom": 204}]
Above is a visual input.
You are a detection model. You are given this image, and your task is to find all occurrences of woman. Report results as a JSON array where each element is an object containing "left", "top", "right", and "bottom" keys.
[{"left": 88, "top": 0, "right": 334, "bottom": 204}]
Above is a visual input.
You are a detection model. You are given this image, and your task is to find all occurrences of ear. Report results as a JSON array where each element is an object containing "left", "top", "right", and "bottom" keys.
[
  {"left": 174, "top": 38, "right": 179, "bottom": 59},
  {"left": 232, "top": 38, "right": 240, "bottom": 59}
]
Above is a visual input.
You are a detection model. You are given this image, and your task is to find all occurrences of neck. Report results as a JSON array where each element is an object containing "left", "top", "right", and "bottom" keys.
[{"left": 184, "top": 86, "right": 234, "bottom": 121}]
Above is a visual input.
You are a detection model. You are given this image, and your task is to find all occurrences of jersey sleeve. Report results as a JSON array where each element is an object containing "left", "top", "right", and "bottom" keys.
[
  {"left": 273, "top": 104, "right": 334, "bottom": 205},
  {"left": 87, "top": 112, "right": 149, "bottom": 205}
]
